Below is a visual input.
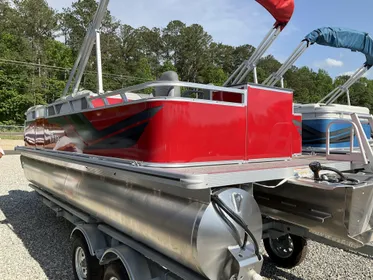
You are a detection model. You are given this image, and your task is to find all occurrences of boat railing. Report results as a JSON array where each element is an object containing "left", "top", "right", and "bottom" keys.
[
  {"left": 90, "top": 80, "right": 246, "bottom": 103},
  {"left": 25, "top": 81, "right": 248, "bottom": 121},
  {"left": 325, "top": 113, "right": 373, "bottom": 171}
]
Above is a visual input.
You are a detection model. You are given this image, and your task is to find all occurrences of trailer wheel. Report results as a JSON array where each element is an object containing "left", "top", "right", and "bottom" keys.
[
  {"left": 72, "top": 234, "right": 103, "bottom": 280},
  {"left": 264, "top": 234, "right": 307, "bottom": 268},
  {"left": 103, "top": 261, "right": 129, "bottom": 280}
]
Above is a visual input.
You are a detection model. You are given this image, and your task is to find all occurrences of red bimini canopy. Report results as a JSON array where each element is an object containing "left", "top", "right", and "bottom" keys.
[{"left": 256, "top": 0, "right": 295, "bottom": 29}]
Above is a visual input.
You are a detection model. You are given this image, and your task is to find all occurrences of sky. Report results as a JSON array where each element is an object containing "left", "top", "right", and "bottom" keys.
[{"left": 46, "top": 0, "right": 373, "bottom": 79}]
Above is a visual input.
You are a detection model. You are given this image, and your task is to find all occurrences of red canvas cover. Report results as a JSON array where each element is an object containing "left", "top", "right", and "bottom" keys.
[{"left": 256, "top": 0, "right": 294, "bottom": 28}]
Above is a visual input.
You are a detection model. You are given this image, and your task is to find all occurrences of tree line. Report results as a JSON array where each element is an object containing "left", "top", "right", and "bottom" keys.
[{"left": 1, "top": 0, "right": 373, "bottom": 125}]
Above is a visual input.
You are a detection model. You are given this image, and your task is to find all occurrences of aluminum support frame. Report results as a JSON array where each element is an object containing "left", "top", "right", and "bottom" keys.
[
  {"left": 96, "top": 29, "right": 104, "bottom": 94},
  {"left": 224, "top": 26, "right": 281, "bottom": 87},
  {"left": 72, "top": 0, "right": 109, "bottom": 96},
  {"left": 62, "top": 0, "right": 109, "bottom": 97},
  {"left": 263, "top": 41, "right": 309, "bottom": 87},
  {"left": 321, "top": 65, "right": 370, "bottom": 105},
  {"left": 347, "top": 89, "right": 351, "bottom": 105}
]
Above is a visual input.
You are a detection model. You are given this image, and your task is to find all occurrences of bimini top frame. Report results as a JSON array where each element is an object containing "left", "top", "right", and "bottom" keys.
[
  {"left": 319, "top": 65, "right": 372, "bottom": 105},
  {"left": 223, "top": 0, "right": 295, "bottom": 86},
  {"left": 262, "top": 40, "right": 309, "bottom": 88},
  {"left": 263, "top": 27, "right": 373, "bottom": 100},
  {"left": 62, "top": 0, "right": 109, "bottom": 97}
]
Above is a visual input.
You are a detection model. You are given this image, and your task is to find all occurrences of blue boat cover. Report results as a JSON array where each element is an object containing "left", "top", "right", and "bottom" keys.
[{"left": 304, "top": 27, "right": 373, "bottom": 66}]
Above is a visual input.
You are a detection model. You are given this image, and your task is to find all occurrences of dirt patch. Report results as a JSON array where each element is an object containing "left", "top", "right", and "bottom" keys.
[{"left": 0, "top": 139, "right": 24, "bottom": 151}]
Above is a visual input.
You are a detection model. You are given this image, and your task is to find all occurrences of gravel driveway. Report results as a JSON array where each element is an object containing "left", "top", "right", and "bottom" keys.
[{"left": 0, "top": 155, "right": 372, "bottom": 280}]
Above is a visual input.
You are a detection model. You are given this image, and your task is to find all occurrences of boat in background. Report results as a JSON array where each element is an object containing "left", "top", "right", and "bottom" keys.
[
  {"left": 261, "top": 27, "right": 373, "bottom": 152},
  {"left": 294, "top": 103, "right": 371, "bottom": 152}
]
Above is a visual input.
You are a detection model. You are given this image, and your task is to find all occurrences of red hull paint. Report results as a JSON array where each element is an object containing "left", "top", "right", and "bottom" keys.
[
  {"left": 24, "top": 84, "right": 300, "bottom": 164},
  {"left": 95, "top": 102, "right": 246, "bottom": 162},
  {"left": 246, "top": 86, "right": 293, "bottom": 159}
]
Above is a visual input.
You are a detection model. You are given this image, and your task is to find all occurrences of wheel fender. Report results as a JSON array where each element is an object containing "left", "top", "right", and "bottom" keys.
[
  {"left": 100, "top": 245, "right": 152, "bottom": 280},
  {"left": 71, "top": 224, "right": 107, "bottom": 258}
]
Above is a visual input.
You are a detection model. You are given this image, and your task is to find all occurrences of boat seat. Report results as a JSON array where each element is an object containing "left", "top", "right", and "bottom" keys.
[{"left": 153, "top": 71, "right": 181, "bottom": 97}]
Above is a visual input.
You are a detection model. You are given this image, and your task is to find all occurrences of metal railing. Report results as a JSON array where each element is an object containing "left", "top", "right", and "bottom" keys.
[
  {"left": 325, "top": 113, "right": 373, "bottom": 171},
  {"left": 26, "top": 80, "right": 248, "bottom": 121},
  {"left": 87, "top": 80, "right": 247, "bottom": 107}
]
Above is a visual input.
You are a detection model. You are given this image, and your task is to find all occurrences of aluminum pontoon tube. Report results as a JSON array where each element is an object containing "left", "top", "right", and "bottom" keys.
[{"left": 19, "top": 150, "right": 263, "bottom": 280}]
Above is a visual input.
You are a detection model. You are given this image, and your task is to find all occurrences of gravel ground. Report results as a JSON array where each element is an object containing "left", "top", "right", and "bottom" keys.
[{"left": 0, "top": 154, "right": 372, "bottom": 280}]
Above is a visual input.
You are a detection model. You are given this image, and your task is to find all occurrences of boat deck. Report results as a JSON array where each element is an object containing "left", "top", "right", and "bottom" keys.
[
  {"left": 16, "top": 147, "right": 362, "bottom": 189},
  {"left": 156, "top": 155, "right": 358, "bottom": 187}
]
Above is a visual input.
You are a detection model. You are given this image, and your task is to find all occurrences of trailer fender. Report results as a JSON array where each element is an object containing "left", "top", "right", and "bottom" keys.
[
  {"left": 100, "top": 245, "right": 152, "bottom": 279},
  {"left": 70, "top": 224, "right": 107, "bottom": 258}
]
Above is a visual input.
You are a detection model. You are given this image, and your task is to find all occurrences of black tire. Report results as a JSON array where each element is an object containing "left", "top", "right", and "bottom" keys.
[
  {"left": 264, "top": 234, "right": 308, "bottom": 269},
  {"left": 72, "top": 234, "right": 104, "bottom": 280},
  {"left": 103, "top": 261, "right": 129, "bottom": 280}
]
